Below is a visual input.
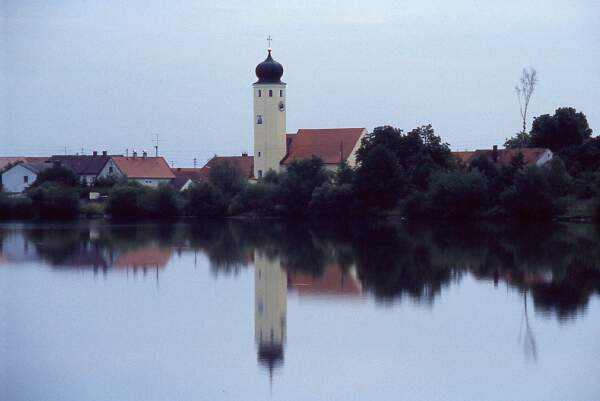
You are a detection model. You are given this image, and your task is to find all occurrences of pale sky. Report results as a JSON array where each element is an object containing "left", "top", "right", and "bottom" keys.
[{"left": 2, "top": 0, "right": 599, "bottom": 167}]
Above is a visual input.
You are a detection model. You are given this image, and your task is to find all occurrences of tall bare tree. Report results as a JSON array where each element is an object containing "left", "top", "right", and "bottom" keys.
[{"left": 515, "top": 67, "right": 538, "bottom": 135}]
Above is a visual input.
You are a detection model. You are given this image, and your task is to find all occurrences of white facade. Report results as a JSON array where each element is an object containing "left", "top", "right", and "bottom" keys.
[
  {"left": 98, "top": 159, "right": 121, "bottom": 179},
  {"left": 1, "top": 164, "right": 37, "bottom": 193},
  {"left": 255, "top": 251, "right": 287, "bottom": 349},
  {"left": 535, "top": 149, "right": 554, "bottom": 166},
  {"left": 253, "top": 83, "right": 287, "bottom": 178},
  {"left": 132, "top": 178, "right": 172, "bottom": 188}
]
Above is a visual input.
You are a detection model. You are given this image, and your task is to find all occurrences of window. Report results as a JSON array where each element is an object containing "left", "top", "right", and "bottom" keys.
[
  {"left": 258, "top": 151, "right": 261, "bottom": 157},
  {"left": 258, "top": 170, "right": 263, "bottom": 178},
  {"left": 258, "top": 89, "right": 262, "bottom": 97},
  {"left": 23, "top": 176, "right": 28, "bottom": 183},
  {"left": 108, "top": 166, "right": 114, "bottom": 174},
  {"left": 280, "top": 90, "right": 283, "bottom": 97},
  {"left": 256, "top": 115, "right": 263, "bottom": 124},
  {"left": 268, "top": 90, "right": 273, "bottom": 97}
]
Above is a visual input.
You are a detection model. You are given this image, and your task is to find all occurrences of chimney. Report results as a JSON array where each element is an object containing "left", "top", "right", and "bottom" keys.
[
  {"left": 492, "top": 145, "right": 499, "bottom": 163},
  {"left": 242, "top": 152, "right": 248, "bottom": 157},
  {"left": 93, "top": 151, "right": 98, "bottom": 157},
  {"left": 142, "top": 151, "right": 147, "bottom": 159},
  {"left": 132, "top": 151, "right": 137, "bottom": 158},
  {"left": 102, "top": 151, "right": 107, "bottom": 156}
]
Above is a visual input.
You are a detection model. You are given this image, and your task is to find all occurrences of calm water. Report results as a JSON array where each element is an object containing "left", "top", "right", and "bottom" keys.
[{"left": 1, "top": 220, "right": 599, "bottom": 401}]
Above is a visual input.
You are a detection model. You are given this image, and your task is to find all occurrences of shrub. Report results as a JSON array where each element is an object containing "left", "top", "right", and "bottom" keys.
[
  {"left": 27, "top": 182, "right": 80, "bottom": 219},
  {"left": 208, "top": 160, "right": 247, "bottom": 201},
  {"left": 500, "top": 166, "right": 566, "bottom": 220},
  {"left": 33, "top": 166, "right": 78, "bottom": 187},
  {"left": 183, "top": 182, "right": 227, "bottom": 217},
  {"left": 228, "top": 182, "right": 277, "bottom": 215},
  {"left": 309, "top": 183, "right": 354, "bottom": 216},
  {"left": 150, "top": 184, "right": 179, "bottom": 218},
  {"left": 427, "top": 170, "right": 489, "bottom": 219},
  {"left": 106, "top": 182, "right": 147, "bottom": 219},
  {"left": 278, "top": 156, "right": 330, "bottom": 216}
]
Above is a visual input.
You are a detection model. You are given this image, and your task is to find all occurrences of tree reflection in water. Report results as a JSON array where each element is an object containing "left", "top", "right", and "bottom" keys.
[{"left": 1, "top": 220, "right": 600, "bottom": 372}]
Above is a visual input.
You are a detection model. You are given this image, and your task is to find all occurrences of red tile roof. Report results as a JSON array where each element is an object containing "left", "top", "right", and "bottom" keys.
[
  {"left": 171, "top": 167, "right": 209, "bottom": 190},
  {"left": 206, "top": 155, "right": 254, "bottom": 178},
  {"left": 452, "top": 148, "right": 551, "bottom": 166},
  {"left": 288, "top": 265, "right": 362, "bottom": 297},
  {"left": 112, "top": 156, "right": 175, "bottom": 179},
  {"left": 114, "top": 247, "right": 172, "bottom": 269},
  {"left": 281, "top": 128, "right": 366, "bottom": 165}
]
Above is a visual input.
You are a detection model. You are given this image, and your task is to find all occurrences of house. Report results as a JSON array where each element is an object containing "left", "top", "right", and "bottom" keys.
[
  {"left": 100, "top": 152, "right": 175, "bottom": 187},
  {"left": 453, "top": 146, "right": 553, "bottom": 167},
  {"left": 211, "top": 48, "right": 367, "bottom": 180},
  {"left": 171, "top": 167, "right": 209, "bottom": 191},
  {"left": 1, "top": 159, "right": 52, "bottom": 193},
  {"left": 47, "top": 152, "right": 114, "bottom": 186},
  {"left": 204, "top": 153, "right": 255, "bottom": 179}
]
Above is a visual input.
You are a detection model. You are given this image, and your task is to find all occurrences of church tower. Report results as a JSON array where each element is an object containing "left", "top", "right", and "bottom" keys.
[{"left": 253, "top": 48, "right": 286, "bottom": 178}]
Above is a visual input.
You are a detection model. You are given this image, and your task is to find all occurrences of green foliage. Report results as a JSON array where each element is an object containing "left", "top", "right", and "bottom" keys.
[
  {"left": 500, "top": 166, "right": 566, "bottom": 220},
  {"left": 530, "top": 107, "right": 592, "bottom": 152},
  {"left": 427, "top": 170, "right": 489, "bottom": 218},
  {"left": 262, "top": 169, "right": 280, "bottom": 185},
  {"left": 151, "top": 184, "right": 180, "bottom": 218},
  {"left": 228, "top": 182, "right": 277, "bottom": 215},
  {"left": 558, "top": 137, "right": 600, "bottom": 175},
  {"left": 278, "top": 156, "right": 330, "bottom": 216},
  {"left": 309, "top": 183, "right": 354, "bottom": 216},
  {"left": 355, "top": 145, "right": 406, "bottom": 210},
  {"left": 27, "top": 182, "right": 80, "bottom": 219},
  {"left": 94, "top": 175, "right": 118, "bottom": 188},
  {"left": 208, "top": 160, "right": 247, "bottom": 201},
  {"left": 182, "top": 182, "right": 227, "bottom": 217},
  {"left": 106, "top": 182, "right": 146, "bottom": 219},
  {"left": 545, "top": 157, "right": 573, "bottom": 197},
  {"left": 504, "top": 131, "right": 531, "bottom": 149},
  {"left": 33, "top": 166, "right": 78, "bottom": 187},
  {"left": 335, "top": 159, "right": 355, "bottom": 186}
]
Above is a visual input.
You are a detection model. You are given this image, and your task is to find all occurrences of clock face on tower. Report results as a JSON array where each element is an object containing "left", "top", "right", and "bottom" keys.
[{"left": 278, "top": 101, "right": 285, "bottom": 112}]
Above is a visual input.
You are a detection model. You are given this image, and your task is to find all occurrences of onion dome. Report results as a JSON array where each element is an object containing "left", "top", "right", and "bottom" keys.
[{"left": 255, "top": 49, "right": 284, "bottom": 84}]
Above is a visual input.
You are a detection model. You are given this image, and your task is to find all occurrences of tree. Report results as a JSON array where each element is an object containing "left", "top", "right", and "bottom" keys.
[
  {"left": 208, "top": 160, "right": 247, "bottom": 201},
  {"left": 106, "top": 182, "right": 147, "bottom": 219},
  {"left": 529, "top": 107, "right": 593, "bottom": 152},
  {"left": 33, "top": 165, "right": 78, "bottom": 187},
  {"left": 28, "top": 182, "right": 80, "bottom": 219},
  {"left": 427, "top": 170, "right": 489, "bottom": 218},
  {"left": 504, "top": 131, "right": 531, "bottom": 149},
  {"left": 278, "top": 156, "right": 330, "bottom": 216},
  {"left": 183, "top": 182, "right": 227, "bottom": 217},
  {"left": 515, "top": 67, "right": 538, "bottom": 135},
  {"left": 354, "top": 145, "right": 406, "bottom": 210}
]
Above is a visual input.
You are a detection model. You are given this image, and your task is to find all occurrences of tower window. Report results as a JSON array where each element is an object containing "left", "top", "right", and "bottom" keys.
[
  {"left": 258, "top": 151, "right": 261, "bottom": 157},
  {"left": 269, "top": 90, "right": 273, "bottom": 97},
  {"left": 256, "top": 115, "right": 263, "bottom": 124},
  {"left": 280, "top": 90, "right": 283, "bottom": 97},
  {"left": 258, "top": 170, "right": 263, "bottom": 178},
  {"left": 258, "top": 89, "right": 262, "bottom": 97}
]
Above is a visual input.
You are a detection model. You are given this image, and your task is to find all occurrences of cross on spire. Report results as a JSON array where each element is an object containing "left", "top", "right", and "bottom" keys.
[{"left": 267, "top": 35, "right": 272, "bottom": 49}]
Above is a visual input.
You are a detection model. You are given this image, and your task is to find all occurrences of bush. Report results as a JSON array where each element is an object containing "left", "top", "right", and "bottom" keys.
[
  {"left": 150, "top": 184, "right": 179, "bottom": 218},
  {"left": 33, "top": 166, "right": 78, "bottom": 187},
  {"left": 27, "top": 183, "right": 80, "bottom": 219},
  {"left": 400, "top": 191, "right": 430, "bottom": 219},
  {"left": 183, "top": 182, "right": 227, "bottom": 217},
  {"left": 0, "top": 193, "right": 11, "bottom": 219},
  {"left": 427, "top": 170, "right": 489, "bottom": 219},
  {"left": 208, "top": 160, "right": 247, "bottom": 201},
  {"left": 500, "top": 166, "right": 566, "bottom": 220},
  {"left": 309, "top": 184, "right": 354, "bottom": 216},
  {"left": 228, "top": 182, "right": 277, "bottom": 215},
  {"left": 106, "top": 182, "right": 147, "bottom": 219}
]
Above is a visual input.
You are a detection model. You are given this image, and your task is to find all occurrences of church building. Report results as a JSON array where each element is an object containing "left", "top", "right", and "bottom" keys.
[{"left": 206, "top": 48, "right": 367, "bottom": 179}]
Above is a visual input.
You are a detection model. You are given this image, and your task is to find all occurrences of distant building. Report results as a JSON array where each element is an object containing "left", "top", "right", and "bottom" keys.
[
  {"left": 48, "top": 152, "right": 114, "bottom": 186},
  {"left": 170, "top": 167, "right": 209, "bottom": 191},
  {"left": 453, "top": 146, "right": 553, "bottom": 167},
  {"left": 205, "top": 153, "right": 255, "bottom": 179},
  {"left": 0, "top": 159, "right": 51, "bottom": 193},
  {"left": 100, "top": 153, "right": 175, "bottom": 187}
]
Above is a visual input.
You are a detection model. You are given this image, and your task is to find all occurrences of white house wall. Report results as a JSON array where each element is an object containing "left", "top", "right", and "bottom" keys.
[
  {"left": 1, "top": 165, "right": 37, "bottom": 193},
  {"left": 535, "top": 149, "right": 554, "bottom": 166},
  {"left": 98, "top": 159, "right": 123, "bottom": 179}
]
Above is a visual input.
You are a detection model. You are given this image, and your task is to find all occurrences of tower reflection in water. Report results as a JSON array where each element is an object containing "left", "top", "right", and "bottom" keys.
[{"left": 254, "top": 251, "right": 287, "bottom": 379}]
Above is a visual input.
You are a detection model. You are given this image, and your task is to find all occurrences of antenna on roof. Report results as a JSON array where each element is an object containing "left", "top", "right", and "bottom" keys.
[
  {"left": 154, "top": 133, "right": 159, "bottom": 157},
  {"left": 193, "top": 158, "right": 197, "bottom": 169}
]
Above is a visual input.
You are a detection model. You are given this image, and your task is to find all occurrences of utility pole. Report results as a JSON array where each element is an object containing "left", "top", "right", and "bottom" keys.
[
  {"left": 193, "top": 158, "right": 197, "bottom": 169},
  {"left": 126, "top": 148, "right": 129, "bottom": 157}
]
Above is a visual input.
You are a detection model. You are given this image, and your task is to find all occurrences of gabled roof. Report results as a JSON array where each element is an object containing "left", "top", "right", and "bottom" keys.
[
  {"left": 288, "top": 265, "right": 362, "bottom": 297},
  {"left": 281, "top": 128, "right": 366, "bottom": 165},
  {"left": 2, "top": 160, "right": 52, "bottom": 174},
  {"left": 206, "top": 155, "right": 254, "bottom": 178},
  {"left": 171, "top": 167, "right": 209, "bottom": 191},
  {"left": 114, "top": 247, "right": 172, "bottom": 269},
  {"left": 48, "top": 155, "right": 113, "bottom": 175},
  {"left": 111, "top": 156, "right": 175, "bottom": 179},
  {"left": 0, "top": 157, "right": 48, "bottom": 172},
  {"left": 453, "top": 148, "right": 551, "bottom": 166}
]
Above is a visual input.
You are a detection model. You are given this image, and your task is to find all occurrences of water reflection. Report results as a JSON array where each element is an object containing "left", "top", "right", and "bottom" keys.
[{"left": 1, "top": 220, "right": 600, "bottom": 376}]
